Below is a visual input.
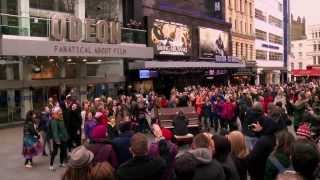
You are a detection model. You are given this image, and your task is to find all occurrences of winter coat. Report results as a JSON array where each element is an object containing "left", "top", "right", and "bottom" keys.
[
  {"left": 264, "top": 151, "right": 291, "bottom": 180},
  {"left": 38, "top": 111, "right": 50, "bottom": 132},
  {"left": 221, "top": 102, "right": 236, "bottom": 121},
  {"left": 149, "top": 140, "right": 178, "bottom": 180},
  {"left": 187, "top": 148, "right": 226, "bottom": 180},
  {"left": 246, "top": 134, "right": 276, "bottom": 180},
  {"left": 86, "top": 139, "right": 118, "bottom": 168},
  {"left": 112, "top": 132, "right": 134, "bottom": 165},
  {"left": 116, "top": 155, "right": 166, "bottom": 180},
  {"left": 48, "top": 118, "right": 69, "bottom": 143},
  {"left": 84, "top": 119, "right": 97, "bottom": 140}
]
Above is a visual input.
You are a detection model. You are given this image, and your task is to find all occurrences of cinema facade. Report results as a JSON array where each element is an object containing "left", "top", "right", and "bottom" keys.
[
  {"left": 0, "top": 0, "right": 153, "bottom": 124},
  {"left": 126, "top": 0, "right": 254, "bottom": 96}
]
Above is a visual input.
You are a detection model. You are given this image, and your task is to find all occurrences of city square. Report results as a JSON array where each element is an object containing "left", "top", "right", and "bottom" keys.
[{"left": 1, "top": 0, "right": 320, "bottom": 180}]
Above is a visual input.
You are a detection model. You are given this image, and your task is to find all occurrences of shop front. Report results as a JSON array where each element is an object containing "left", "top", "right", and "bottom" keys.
[{"left": 0, "top": 14, "right": 153, "bottom": 123}]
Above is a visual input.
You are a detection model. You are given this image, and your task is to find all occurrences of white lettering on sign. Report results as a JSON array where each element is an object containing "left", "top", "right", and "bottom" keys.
[{"left": 51, "top": 15, "right": 121, "bottom": 44}]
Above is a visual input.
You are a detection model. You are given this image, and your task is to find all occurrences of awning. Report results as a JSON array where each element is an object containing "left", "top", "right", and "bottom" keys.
[
  {"left": 0, "top": 35, "right": 154, "bottom": 59},
  {"left": 129, "top": 61, "right": 245, "bottom": 70},
  {"left": 292, "top": 69, "right": 320, "bottom": 77}
]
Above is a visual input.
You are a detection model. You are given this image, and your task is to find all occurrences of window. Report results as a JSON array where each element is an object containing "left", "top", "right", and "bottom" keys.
[
  {"left": 256, "top": 50, "right": 268, "bottom": 60},
  {"left": 245, "top": 0, "right": 248, "bottom": 15},
  {"left": 240, "top": 0, "right": 243, "bottom": 12},
  {"left": 229, "top": 0, "right": 232, "bottom": 9},
  {"left": 255, "top": 9, "right": 266, "bottom": 21},
  {"left": 245, "top": 44, "right": 248, "bottom": 59},
  {"left": 291, "top": 63, "right": 294, "bottom": 70},
  {"left": 250, "top": 24, "right": 252, "bottom": 34},
  {"left": 318, "top": 56, "right": 320, "bottom": 64},
  {"left": 316, "top": 33, "right": 318, "bottom": 38},
  {"left": 314, "top": 44, "right": 318, "bottom": 51},
  {"left": 229, "top": 17, "right": 232, "bottom": 23},
  {"left": 314, "top": 56, "right": 317, "bottom": 64},
  {"left": 269, "top": 15, "right": 283, "bottom": 28},
  {"left": 250, "top": 45, "right": 253, "bottom": 60},
  {"left": 235, "top": 20, "right": 238, "bottom": 31},
  {"left": 256, "top": 29, "right": 267, "bottom": 41},
  {"left": 299, "top": 43, "right": 303, "bottom": 47},
  {"left": 1, "top": 0, "right": 18, "bottom": 14},
  {"left": 318, "top": 44, "right": 320, "bottom": 51},
  {"left": 30, "top": 0, "right": 75, "bottom": 13},
  {"left": 245, "top": 23, "right": 247, "bottom": 33},
  {"left": 240, "top": 21, "right": 243, "bottom": 33},
  {"left": 241, "top": 43, "right": 244, "bottom": 57},
  {"left": 249, "top": 3, "right": 252, "bottom": 16},
  {"left": 299, "top": 62, "right": 303, "bottom": 69},
  {"left": 269, "top": 33, "right": 283, "bottom": 45},
  {"left": 86, "top": 0, "right": 120, "bottom": 19},
  {"left": 298, "top": 52, "right": 302, "bottom": 57},
  {"left": 278, "top": 3, "right": 283, "bottom": 12},
  {"left": 236, "top": 42, "right": 239, "bottom": 57},
  {"left": 269, "top": 52, "right": 283, "bottom": 61}
]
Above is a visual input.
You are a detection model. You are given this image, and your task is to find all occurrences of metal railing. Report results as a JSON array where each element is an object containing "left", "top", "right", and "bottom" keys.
[{"left": 0, "top": 13, "right": 147, "bottom": 44}]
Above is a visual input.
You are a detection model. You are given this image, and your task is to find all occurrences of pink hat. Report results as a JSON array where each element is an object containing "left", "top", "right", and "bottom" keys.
[{"left": 91, "top": 124, "right": 107, "bottom": 140}]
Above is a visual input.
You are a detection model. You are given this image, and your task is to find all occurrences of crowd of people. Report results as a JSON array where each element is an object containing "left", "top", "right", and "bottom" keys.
[{"left": 21, "top": 81, "right": 320, "bottom": 180}]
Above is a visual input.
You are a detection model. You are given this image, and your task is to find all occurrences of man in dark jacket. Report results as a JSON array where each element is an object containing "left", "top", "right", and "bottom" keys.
[
  {"left": 112, "top": 122, "right": 134, "bottom": 165},
  {"left": 246, "top": 115, "right": 278, "bottom": 180},
  {"left": 173, "top": 111, "right": 189, "bottom": 136},
  {"left": 116, "top": 133, "right": 166, "bottom": 180},
  {"left": 68, "top": 103, "right": 82, "bottom": 148},
  {"left": 242, "top": 102, "right": 265, "bottom": 150}
]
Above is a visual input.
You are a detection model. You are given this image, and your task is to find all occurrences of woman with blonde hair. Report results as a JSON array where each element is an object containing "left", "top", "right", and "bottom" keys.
[{"left": 227, "top": 131, "right": 249, "bottom": 180}]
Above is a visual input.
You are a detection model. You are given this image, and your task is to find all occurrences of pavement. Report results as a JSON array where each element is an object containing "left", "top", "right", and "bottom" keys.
[{"left": 0, "top": 127, "right": 64, "bottom": 180}]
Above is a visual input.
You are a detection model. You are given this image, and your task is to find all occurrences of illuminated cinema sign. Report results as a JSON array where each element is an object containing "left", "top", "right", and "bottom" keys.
[{"left": 50, "top": 15, "right": 121, "bottom": 44}]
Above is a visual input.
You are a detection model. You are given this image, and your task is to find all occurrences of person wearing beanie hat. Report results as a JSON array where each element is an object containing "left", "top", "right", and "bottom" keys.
[
  {"left": 62, "top": 146, "right": 93, "bottom": 180},
  {"left": 86, "top": 123, "right": 118, "bottom": 168}
]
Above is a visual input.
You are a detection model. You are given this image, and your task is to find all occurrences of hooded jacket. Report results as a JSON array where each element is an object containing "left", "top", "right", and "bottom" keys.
[{"left": 187, "top": 148, "right": 226, "bottom": 180}]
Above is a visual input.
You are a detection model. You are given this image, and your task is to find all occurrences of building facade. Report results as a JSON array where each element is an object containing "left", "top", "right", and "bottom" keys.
[
  {"left": 0, "top": 0, "right": 153, "bottom": 123},
  {"left": 255, "top": 0, "right": 284, "bottom": 85},
  {"left": 291, "top": 15, "right": 307, "bottom": 41},
  {"left": 126, "top": 0, "right": 252, "bottom": 96},
  {"left": 288, "top": 39, "right": 313, "bottom": 81},
  {"left": 224, "top": 0, "right": 255, "bottom": 63}
]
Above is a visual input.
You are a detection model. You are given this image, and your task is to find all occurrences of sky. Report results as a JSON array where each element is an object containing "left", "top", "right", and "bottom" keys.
[{"left": 291, "top": 0, "right": 320, "bottom": 26}]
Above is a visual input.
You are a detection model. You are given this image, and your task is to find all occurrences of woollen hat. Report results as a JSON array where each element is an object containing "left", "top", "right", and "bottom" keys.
[{"left": 297, "top": 123, "right": 311, "bottom": 139}]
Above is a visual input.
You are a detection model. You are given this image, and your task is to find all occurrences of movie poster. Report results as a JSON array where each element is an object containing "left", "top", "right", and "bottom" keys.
[
  {"left": 150, "top": 19, "right": 191, "bottom": 56},
  {"left": 199, "top": 27, "right": 229, "bottom": 59}
]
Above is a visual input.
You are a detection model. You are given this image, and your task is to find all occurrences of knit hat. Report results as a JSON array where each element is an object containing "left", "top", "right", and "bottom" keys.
[
  {"left": 297, "top": 123, "right": 311, "bottom": 139},
  {"left": 91, "top": 124, "right": 107, "bottom": 140},
  {"left": 68, "top": 146, "right": 94, "bottom": 168}
]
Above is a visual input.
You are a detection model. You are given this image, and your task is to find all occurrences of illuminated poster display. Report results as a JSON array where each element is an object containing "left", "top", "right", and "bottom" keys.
[{"left": 150, "top": 19, "right": 191, "bottom": 56}]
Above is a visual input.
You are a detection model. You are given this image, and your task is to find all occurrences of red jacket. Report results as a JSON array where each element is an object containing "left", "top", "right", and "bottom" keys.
[{"left": 221, "top": 102, "right": 236, "bottom": 121}]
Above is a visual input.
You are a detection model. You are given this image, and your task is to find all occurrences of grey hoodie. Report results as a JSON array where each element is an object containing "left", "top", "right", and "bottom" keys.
[{"left": 187, "top": 148, "right": 226, "bottom": 180}]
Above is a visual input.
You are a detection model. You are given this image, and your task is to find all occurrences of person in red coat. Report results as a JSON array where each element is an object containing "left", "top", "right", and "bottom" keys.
[{"left": 220, "top": 96, "right": 237, "bottom": 131}]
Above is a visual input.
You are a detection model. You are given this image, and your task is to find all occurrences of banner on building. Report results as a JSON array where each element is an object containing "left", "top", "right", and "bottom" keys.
[
  {"left": 199, "top": 27, "right": 229, "bottom": 59},
  {"left": 150, "top": 19, "right": 192, "bottom": 56}
]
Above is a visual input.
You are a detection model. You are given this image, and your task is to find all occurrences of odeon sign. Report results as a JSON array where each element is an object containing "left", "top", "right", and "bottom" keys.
[{"left": 50, "top": 15, "right": 121, "bottom": 44}]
